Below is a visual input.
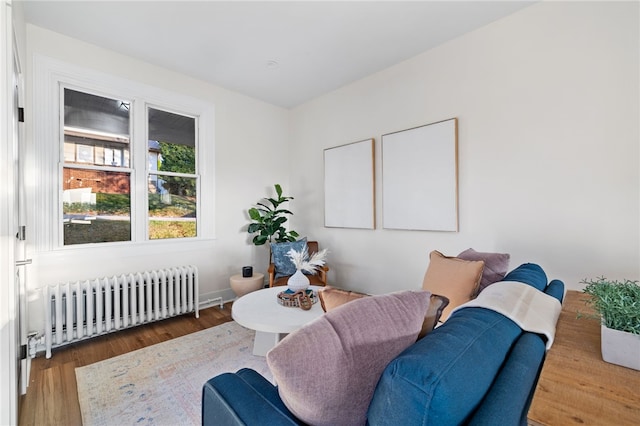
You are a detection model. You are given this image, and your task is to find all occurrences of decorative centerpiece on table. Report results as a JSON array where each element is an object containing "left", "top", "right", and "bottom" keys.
[
  {"left": 286, "top": 246, "right": 328, "bottom": 290},
  {"left": 276, "top": 246, "right": 328, "bottom": 310}
]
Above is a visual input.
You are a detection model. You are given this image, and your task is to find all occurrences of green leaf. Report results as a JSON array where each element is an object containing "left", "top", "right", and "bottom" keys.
[
  {"left": 253, "top": 235, "right": 268, "bottom": 245},
  {"left": 247, "top": 223, "right": 261, "bottom": 233},
  {"left": 248, "top": 208, "right": 262, "bottom": 221},
  {"left": 263, "top": 198, "right": 277, "bottom": 208},
  {"left": 274, "top": 208, "right": 293, "bottom": 216},
  {"left": 256, "top": 202, "right": 273, "bottom": 212},
  {"left": 273, "top": 216, "right": 287, "bottom": 226}
]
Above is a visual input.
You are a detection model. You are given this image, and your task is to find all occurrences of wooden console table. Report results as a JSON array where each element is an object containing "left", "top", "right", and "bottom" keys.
[{"left": 528, "top": 290, "right": 640, "bottom": 425}]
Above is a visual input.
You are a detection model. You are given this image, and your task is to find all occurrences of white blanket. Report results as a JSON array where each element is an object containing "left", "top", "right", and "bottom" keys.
[{"left": 449, "top": 281, "right": 562, "bottom": 350}]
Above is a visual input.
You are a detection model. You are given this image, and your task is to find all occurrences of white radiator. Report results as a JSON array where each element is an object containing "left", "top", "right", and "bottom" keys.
[{"left": 44, "top": 265, "right": 199, "bottom": 358}]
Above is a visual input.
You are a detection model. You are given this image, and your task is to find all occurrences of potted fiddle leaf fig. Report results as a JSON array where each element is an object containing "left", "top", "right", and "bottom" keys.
[
  {"left": 247, "top": 184, "right": 299, "bottom": 246},
  {"left": 579, "top": 277, "right": 640, "bottom": 370}
]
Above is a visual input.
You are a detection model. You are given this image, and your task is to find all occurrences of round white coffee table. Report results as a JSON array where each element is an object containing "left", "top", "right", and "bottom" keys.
[{"left": 232, "top": 285, "right": 324, "bottom": 356}]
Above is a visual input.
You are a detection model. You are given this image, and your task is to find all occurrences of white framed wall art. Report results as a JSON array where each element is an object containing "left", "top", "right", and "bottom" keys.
[
  {"left": 324, "top": 138, "right": 375, "bottom": 229},
  {"left": 382, "top": 118, "right": 458, "bottom": 232}
]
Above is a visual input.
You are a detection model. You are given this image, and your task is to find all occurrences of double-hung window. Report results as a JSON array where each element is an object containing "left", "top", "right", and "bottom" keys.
[
  {"left": 60, "top": 87, "right": 203, "bottom": 246},
  {"left": 33, "top": 57, "right": 214, "bottom": 251}
]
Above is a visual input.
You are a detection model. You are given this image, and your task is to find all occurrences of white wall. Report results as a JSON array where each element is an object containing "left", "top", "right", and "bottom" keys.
[
  {"left": 289, "top": 1, "right": 639, "bottom": 294},
  {"left": 24, "top": 25, "right": 290, "bottom": 333},
  {"left": 20, "top": 1, "right": 640, "bottom": 334}
]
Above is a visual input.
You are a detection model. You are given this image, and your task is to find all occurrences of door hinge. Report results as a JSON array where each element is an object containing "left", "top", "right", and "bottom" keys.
[
  {"left": 16, "top": 225, "right": 26, "bottom": 241},
  {"left": 18, "top": 107, "right": 24, "bottom": 123},
  {"left": 20, "top": 344, "right": 27, "bottom": 360}
]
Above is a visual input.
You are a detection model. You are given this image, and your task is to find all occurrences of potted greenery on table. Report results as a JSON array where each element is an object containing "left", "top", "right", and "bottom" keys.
[{"left": 580, "top": 277, "right": 640, "bottom": 370}]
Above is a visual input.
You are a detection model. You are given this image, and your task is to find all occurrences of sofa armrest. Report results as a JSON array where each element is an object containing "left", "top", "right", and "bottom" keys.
[
  {"left": 202, "top": 369, "right": 300, "bottom": 426},
  {"left": 544, "top": 279, "right": 565, "bottom": 303},
  {"left": 467, "top": 332, "right": 546, "bottom": 426}
]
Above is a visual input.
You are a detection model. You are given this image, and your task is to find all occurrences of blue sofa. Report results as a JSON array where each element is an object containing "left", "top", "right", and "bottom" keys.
[{"left": 202, "top": 263, "right": 564, "bottom": 425}]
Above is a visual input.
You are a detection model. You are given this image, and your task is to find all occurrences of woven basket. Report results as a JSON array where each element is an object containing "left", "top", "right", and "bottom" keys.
[{"left": 277, "top": 289, "right": 318, "bottom": 308}]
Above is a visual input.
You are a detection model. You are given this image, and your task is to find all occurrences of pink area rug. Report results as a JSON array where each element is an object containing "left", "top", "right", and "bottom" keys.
[{"left": 75, "top": 321, "right": 271, "bottom": 425}]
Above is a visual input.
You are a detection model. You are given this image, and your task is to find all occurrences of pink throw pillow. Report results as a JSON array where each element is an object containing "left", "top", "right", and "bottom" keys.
[
  {"left": 266, "top": 290, "right": 431, "bottom": 426},
  {"left": 457, "top": 248, "right": 510, "bottom": 294}
]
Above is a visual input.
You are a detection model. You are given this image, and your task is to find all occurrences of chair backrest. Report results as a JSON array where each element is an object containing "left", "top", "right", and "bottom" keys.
[{"left": 307, "top": 241, "right": 319, "bottom": 255}]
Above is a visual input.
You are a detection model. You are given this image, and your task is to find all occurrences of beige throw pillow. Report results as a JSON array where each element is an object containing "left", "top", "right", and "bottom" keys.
[
  {"left": 421, "top": 250, "right": 484, "bottom": 322},
  {"left": 266, "top": 290, "right": 431, "bottom": 426},
  {"left": 318, "top": 286, "right": 368, "bottom": 312}
]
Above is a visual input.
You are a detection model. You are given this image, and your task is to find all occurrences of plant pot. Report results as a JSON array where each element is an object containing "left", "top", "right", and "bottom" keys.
[{"left": 601, "top": 324, "right": 640, "bottom": 371}]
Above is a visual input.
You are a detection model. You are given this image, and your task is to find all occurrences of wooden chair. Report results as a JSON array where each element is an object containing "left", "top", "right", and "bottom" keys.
[{"left": 268, "top": 241, "right": 329, "bottom": 287}]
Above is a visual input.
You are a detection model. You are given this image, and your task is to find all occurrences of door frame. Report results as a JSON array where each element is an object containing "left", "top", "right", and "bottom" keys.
[{"left": 14, "top": 15, "right": 29, "bottom": 398}]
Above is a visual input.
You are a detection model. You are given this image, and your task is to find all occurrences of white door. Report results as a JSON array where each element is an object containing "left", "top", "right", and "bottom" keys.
[{"left": 1, "top": 1, "right": 28, "bottom": 423}]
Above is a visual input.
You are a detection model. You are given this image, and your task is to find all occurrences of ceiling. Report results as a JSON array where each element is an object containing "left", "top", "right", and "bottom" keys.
[{"left": 21, "top": 1, "right": 536, "bottom": 109}]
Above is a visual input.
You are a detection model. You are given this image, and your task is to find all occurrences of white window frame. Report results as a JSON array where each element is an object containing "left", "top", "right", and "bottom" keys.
[{"left": 32, "top": 55, "right": 215, "bottom": 251}]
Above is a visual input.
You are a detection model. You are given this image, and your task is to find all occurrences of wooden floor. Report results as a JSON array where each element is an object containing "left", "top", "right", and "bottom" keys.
[{"left": 18, "top": 302, "right": 234, "bottom": 426}]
